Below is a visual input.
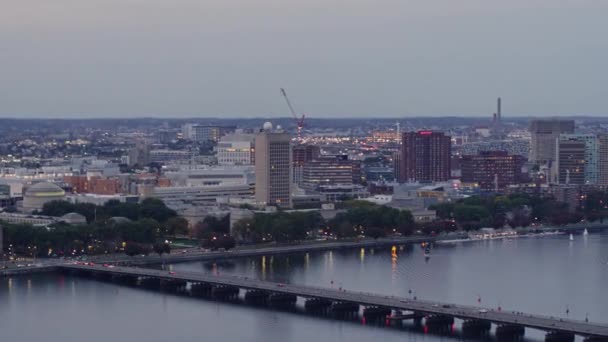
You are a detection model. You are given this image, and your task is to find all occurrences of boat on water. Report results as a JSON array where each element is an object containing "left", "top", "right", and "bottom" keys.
[
  {"left": 569, "top": 233, "right": 574, "bottom": 241},
  {"left": 584, "top": 228, "right": 589, "bottom": 236}
]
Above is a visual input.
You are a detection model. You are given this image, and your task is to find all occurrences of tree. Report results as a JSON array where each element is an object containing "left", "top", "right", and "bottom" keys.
[
  {"left": 364, "top": 227, "right": 385, "bottom": 239},
  {"left": 139, "top": 198, "right": 177, "bottom": 223},
  {"left": 153, "top": 242, "right": 171, "bottom": 257},
  {"left": 396, "top": 210, "right": 415, "bottom": 235},
  {"left": 125, "top": 242, "right": 150, "bottom": 257},
  {"left": 429, "top": 203, "right": 455, "bottom": 220},
  {"left": 165, "top": 217, "right": 189, "bottom": 236}
]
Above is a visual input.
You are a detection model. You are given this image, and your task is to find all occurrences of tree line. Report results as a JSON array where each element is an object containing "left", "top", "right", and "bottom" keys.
[
  {"left": 2, "top": 198, "right": 188, "bottom": 258},
  {"left": 233, "top": 201, "right": 416, "bottom": 243},
  {"left": 429, "top": 192, "right": 604, "bottom": 231}
]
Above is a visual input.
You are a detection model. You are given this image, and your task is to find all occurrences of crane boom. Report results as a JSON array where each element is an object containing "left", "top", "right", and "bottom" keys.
[
  {"left": 280, "top": 88, "right": 298, "bottom": 119},
  {"left": 280, "top": 88, "right": 306, "bottom": 142}
]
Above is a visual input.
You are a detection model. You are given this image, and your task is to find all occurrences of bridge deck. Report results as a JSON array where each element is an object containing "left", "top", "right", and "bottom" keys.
[{"left": 63, "top": 264, "right": 608, "bottom": 338}]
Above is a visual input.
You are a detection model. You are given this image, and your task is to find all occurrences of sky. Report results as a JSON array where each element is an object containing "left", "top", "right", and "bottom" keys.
[{"left": 1, "top": 0, "right": 607, "bottom": 118}]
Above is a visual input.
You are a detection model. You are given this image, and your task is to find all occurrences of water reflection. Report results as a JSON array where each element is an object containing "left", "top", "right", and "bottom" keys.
[{"left": 1, "top": 233, "right": 607, "bottom": 342}]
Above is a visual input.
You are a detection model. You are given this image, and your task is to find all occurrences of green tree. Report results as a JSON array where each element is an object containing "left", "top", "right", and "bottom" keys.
[{"left": 165, "top": 217, "right": 189, "bottom": 236}]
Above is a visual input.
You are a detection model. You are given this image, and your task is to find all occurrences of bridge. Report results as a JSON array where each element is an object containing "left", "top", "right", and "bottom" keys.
[{"left": 62, "top": 264, "right": 608, "bottom": 342}]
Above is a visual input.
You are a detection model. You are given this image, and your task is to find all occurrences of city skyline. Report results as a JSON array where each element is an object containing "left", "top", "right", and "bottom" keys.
[{"left": 2, "top": 1, "right": 607, "bottom": 118}]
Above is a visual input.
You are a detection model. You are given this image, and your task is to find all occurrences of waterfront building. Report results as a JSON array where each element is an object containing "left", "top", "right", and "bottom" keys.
[
  {"left": 152, "top": 184, "right": 253, "bottom": 210},
  {"left": 460, "top": 151, "right": 526, "bottom": 191},
  {"left": 597, "top": 134, "right": 608, "bottom": 186},
  {"left": 558, "top": 134, "right": 598, "bottom": 184},
  {"left": 556, "top": 138, "right": 586, "bottom": 185},
  {"left": 302, "top": 155, "right": 361, "bottom": 190},
  {"left": 255, "top": 123, "right": 292, "bottom": 208},
  {"left": 529, "top": 119, "right": 575, "bottom": 164},
  {"left": 397, "top": 131, "right": 451, "bottom": 183}
]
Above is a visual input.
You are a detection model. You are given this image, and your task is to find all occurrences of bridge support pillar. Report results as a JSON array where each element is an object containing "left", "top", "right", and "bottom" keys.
[
  {"left": 111, "top": 274, "right": 139, "bottom": 286},
  {"left": 425, "top": 315, "right": 455, "bottom": 332},
  {"left": 304, "top": 298, "right": 332, "bottom": 314},
  {"left": 244, "top": 290, "right": 269, "bottom": 306},
  {"left": 584, "top": 337, "right": 608, "bottom": 342},
  {"left": 190, "top": 283, "right": 213, "bottom": 297},
  {"left": 363, "top": 306, "right": 392, "bottom": 323},
  {"left": 545, "top": 331, "right": 575, "bottom": 342},
  {"left": 269, "top": 293, "right": 297, "bottom": 309},
  {"left": 496, "top": 325, "right": 525, "bottom": 340},
  {"left": 212, "top": 286, "right": 239, "bottom": 301},
  {"left": 139, "top": 277, "right": 161, "bottom": 290},
  {"left": 462, "top": 319, "right": 492, "bottom": 336},
  {"left": 331, "top": 302, "right": 359, "bottom": 319},
  {"left": 160, "top": 279, "right": 187, "bottom": 294}
]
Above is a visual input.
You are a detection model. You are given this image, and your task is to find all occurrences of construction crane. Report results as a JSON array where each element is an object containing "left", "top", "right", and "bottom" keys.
[{"left": 280, "top": 88, "right": 305, "bottom": 142}]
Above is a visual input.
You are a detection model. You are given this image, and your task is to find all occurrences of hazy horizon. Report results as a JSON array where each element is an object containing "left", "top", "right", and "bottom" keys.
[{"left": 2, "top": 1, "right": 607, "bottom": 118}]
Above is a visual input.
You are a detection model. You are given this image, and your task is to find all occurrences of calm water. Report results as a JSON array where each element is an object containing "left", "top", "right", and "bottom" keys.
[{"left": 1, "top": 233, "right": 607, "bottom": 342}]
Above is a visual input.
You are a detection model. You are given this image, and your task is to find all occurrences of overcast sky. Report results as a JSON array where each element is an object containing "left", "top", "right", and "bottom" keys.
[{"left": 1, "top": 1, "right": 607, "bottom": 118}]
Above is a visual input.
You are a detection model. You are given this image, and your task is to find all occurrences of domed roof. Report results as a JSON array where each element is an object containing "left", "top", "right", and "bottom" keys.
[
  {"left": 25, "top": 182, "right": 65, "bottom": 197},
  {"left": 263, "top": 122, "right": 273, "bottom": 131},
  {"left": 109, "top": 216, "right": 132, "bottom": 224},
  {"left": 60, "top": 212, "right": 87, "bottom": 224}
]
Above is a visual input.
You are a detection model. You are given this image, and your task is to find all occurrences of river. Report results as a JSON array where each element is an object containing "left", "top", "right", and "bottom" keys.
[{"left": 1, "top": 232, "right": 607, "bottom": 341}]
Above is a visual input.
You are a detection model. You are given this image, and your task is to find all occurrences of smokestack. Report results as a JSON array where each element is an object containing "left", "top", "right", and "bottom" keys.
[{"left": 497, "top": 97, "right": 501, "bottom": 121}]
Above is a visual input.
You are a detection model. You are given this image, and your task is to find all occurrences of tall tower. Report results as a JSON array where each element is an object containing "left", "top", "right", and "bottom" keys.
[
  {"left": 497, "top": 97, "right": 502, "bottom": 121},
  {"left": 255, "top": 122, "right": 293, "bottom": 208}
]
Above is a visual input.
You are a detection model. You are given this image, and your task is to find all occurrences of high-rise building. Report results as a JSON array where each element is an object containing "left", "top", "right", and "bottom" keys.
[
  {"left": 556, "top": 138, "right": 586, "bottom": 185},
  {"left": 397, "top": 131, "right": 451, "bottom": 183},
  {"left": 292, "top": 144, "right": 321, "bottom": 186},
  {"left": 529, "top": 119, "right": 575, "bottom": 164},
  {"left": 217, "top": 133, "right": 256, "bottom": 166},
  {"left": 255, "top": 123, "right": 292, "bottom": 208},
  {"left": 460, "top": 151, "right": 526, "bottom": 191},
  {"left": 558, "top": 134, "right": 598, "bottom": 184},
  {"left": 598, "top": 134, "right": 608, "bottom": 186},
  {"left": 302, "top": 155, "right": 361, "bottom": 190}
]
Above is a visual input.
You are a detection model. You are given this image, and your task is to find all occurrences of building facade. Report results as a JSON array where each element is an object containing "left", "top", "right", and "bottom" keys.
[
  {"left": 460, "top": 151, "right": 526, "bottom": 191},
  {"left": 558, "top": 134, "right": 598, "bottom": 184},
  {"left": 529, "top": 119, "right": 575, "bottom": 164},
  {"left": 182, "top": 124, "right": 236, "bottom": 142},
  {"left": 217, "top": 133, "right": 256, "bottom": 166},
  {"left": 599, "top": 134, "right": 608, "bottom": 186},
  {"left": 292, "top": 144, "right": 321, "bottom": 186},
  {"left": 556, "top": 138, "right": 586, "bottom": 185},
  {"left": 302, "top": 155, "right": 361, "bottom": 190},
  {"left": 398, "top": 131, "right": 451, "bottom": 183},
  {"left": 255, "top": 126, "right": 292, "bottom": 207}
]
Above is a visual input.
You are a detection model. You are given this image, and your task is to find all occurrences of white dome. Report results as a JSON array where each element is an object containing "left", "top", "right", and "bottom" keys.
[
  {"left": 263, "top": 122, "right": 273, "bottom": 131},
  {"left": 22, "top": 182, "right": 66, "bottom": 213},
  {"left": 25, "top": 182, "right": 65, "bottom": 197},
  {"left": 276, "top": 125, "right": 283, "bottom": 131}
]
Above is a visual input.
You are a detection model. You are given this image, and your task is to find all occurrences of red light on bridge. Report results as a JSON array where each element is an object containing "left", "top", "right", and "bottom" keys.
[{"left": 419, "top": 131, "right": 433, "bottom": 135}]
